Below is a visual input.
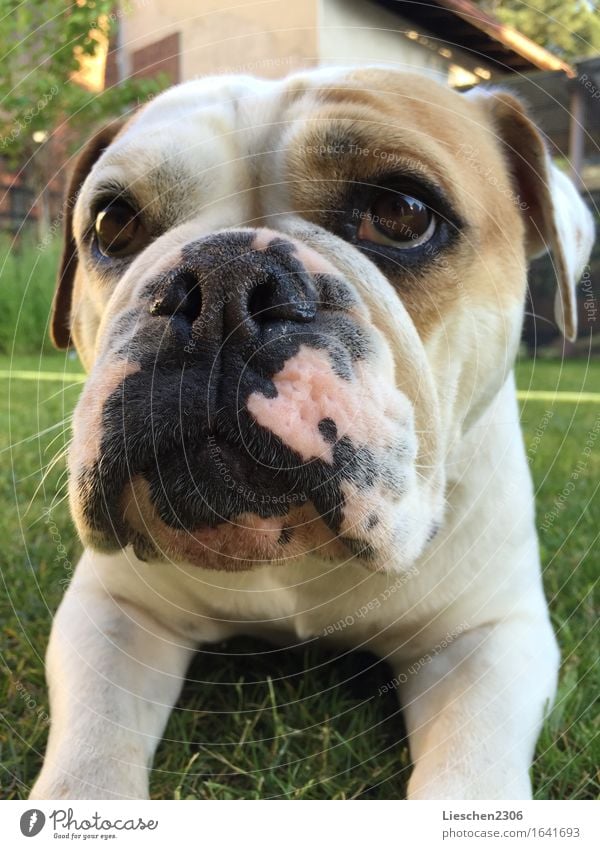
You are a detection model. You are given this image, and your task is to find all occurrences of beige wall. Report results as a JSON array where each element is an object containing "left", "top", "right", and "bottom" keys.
[
  {"left": 319, "top": 0, "right": 486, "bottom": 85},
  {"left": 319, "top": 0, "right": 447, "bottom": 79},
  {"left": 120, "top": 0, "right": 318, "bottom": 80}
]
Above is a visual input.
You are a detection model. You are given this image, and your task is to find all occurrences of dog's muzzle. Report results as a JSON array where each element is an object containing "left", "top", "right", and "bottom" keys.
[{"left": 70, "top": 228, "right": 434, "bottom": 570}]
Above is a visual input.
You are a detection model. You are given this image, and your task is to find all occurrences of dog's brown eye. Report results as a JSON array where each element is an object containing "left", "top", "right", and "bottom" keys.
[
  {"left": 95, "top": 202, "right": 144, "bottom": 257},
  {"left": 357, "top": 192, "right": 435, "bottom": 247}
]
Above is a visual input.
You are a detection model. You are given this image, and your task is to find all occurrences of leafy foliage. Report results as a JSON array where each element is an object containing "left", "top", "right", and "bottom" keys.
[
  {"left": 0, "top": 0, "right": 163, "bottom": 233},
  {"left": 1, "top": 0, "right": 160, "bottom": 156},
  {"left": 478, "top": 0, "right": 600, "bottom": 60}
]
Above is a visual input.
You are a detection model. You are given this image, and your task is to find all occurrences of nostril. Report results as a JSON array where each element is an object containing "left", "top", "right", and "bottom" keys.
[
  {"left": 248, "top": 280, "right": 277, "bottom": 322},
  {"left": 248, "top": 277, "right": 316, "bottom": 325},
  {"left": 178, "top": 276, "right": 202, "bottom": 323},
  {"left": 150, "top": 271, "right": 202, "bottom": 323}
]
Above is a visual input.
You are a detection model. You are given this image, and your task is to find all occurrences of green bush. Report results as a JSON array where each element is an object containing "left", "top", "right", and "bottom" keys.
[{"left": 0, "top": 234, "right": 60, "bottom": 355}]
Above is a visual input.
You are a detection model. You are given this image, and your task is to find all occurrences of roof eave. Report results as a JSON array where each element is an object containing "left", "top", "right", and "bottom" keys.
[{"left": 434, "top": 0, "right": 575, "bottom": 76}]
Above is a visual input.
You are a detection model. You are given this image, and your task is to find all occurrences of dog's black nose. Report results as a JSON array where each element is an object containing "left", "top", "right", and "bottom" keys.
[{"left": 149, "top": 231, "right": 317, "bottom": 345}]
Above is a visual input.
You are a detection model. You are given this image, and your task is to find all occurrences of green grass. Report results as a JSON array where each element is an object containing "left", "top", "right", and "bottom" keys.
[
  {"left": 0, "top": 237, "right": 61, "bottom": 356},
  {"left": 0, "top": 355, "right": 598, "bottom": 799}
]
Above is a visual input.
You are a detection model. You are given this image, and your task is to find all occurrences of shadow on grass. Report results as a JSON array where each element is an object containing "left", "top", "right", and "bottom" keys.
[{"left": 153, "top": 638, "right": 409, "bottom": 800}]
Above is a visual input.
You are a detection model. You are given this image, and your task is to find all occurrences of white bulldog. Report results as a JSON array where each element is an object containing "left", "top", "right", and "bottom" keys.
[{"left": 31, "top": 67, "right": 594, "bottom": 800}]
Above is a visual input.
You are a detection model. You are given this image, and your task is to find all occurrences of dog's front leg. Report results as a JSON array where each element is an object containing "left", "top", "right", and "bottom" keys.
[
  {"left": 30, "top": 559, "right": 196, "bottom": 800},
  {"left": 394, "top": 613, "right": 559, "bottom": 800}
]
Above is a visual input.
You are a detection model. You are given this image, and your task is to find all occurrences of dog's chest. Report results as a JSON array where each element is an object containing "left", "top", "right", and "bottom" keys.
[{"left": 107, "top": 552, "right": 425, "bottom": 650}]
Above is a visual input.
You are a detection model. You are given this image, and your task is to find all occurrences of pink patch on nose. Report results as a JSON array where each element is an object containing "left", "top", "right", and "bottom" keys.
[
  {"left": 247, "top": 347, "right": 343, "bottom": 462},
  {"left": 247, "top": 345, "right": 410, "bottom": 463}
]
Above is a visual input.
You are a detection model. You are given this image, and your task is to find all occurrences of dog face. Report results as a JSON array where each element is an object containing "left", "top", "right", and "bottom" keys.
[{"left": 52, "top": 68, "right": 593, "bottom": 571}]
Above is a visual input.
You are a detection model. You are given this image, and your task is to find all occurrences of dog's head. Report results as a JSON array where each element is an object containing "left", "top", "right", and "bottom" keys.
[{"left": 52, "top": 68, "right": 593, "bottom": 571}]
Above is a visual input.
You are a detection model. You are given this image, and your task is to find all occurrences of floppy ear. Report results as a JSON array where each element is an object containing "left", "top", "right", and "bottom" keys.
[
  {"left": 470, "top": 90, "right": 595, "bottom": 342},
  {"left": 51, "top": 121, "right": 125, "bottom": 349}
]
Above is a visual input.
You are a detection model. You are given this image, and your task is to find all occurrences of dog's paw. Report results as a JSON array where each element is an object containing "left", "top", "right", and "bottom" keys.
[
  {"left": 29, "top": 766, "right": 149, "bottom": 800},
  {"left": 407, "top": 763, "right": 532, "bottom": 800}
]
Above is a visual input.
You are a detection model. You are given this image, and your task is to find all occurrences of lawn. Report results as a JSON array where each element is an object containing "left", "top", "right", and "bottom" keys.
[{"left": 0, "top": 354, "right": 598, "bottom": 800}]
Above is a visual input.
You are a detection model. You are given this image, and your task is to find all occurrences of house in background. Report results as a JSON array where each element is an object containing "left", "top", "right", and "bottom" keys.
[{"left": 104, "top": 0, "right": 572, "bottom": 89}]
